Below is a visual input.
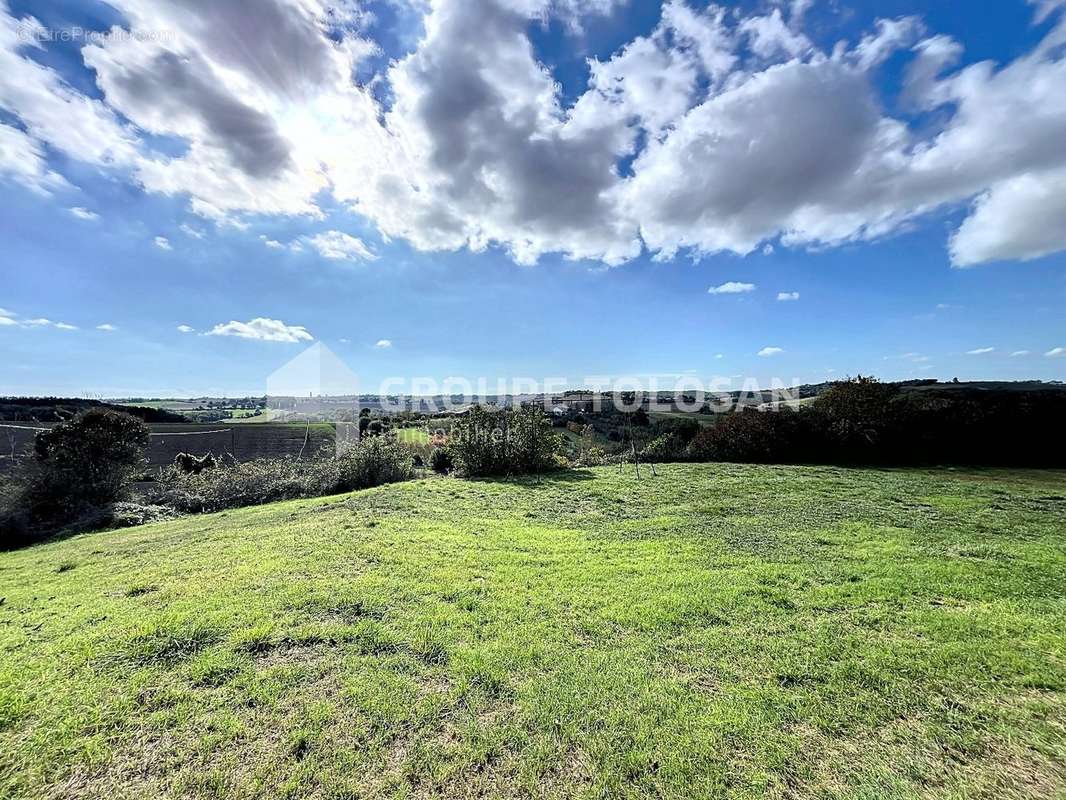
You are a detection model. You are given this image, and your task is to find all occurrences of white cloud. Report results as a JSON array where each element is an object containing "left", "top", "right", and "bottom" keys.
[
  {"left": 260, "top": 236, "right": 284, "bottom": 249},
  {"left": 1, "top": 0, "right": 1066, "bottom": 268},
  {"left": 206, "top": 317, "right": 313, "bottom": 343},
  {"left": 950, "top": 166, "right": 1066, "bottom": 266},
  {"left": 375, "top": 339, "right": 393, "bottom": 348},
  {"left": 1047, "top": 347, "right": 1066, "bottom": 357},
  {"left": 177, "top": 324, "right": 195, "bottom": 333},
  {"left": 966, "top": 347, "right": 995, "bottom": 355},
  {"left": 0, "top": 315, "right": 16, "bottom": 326},
  {"left": 69, "top": 207, "right": 99, "bottom": 221},
  {"left": 1011, "top": 350, "right": 1030, "bottom": 357},
  {"left": 306, "top": 230, "right": 377, "bottom": 261},
  {"left": 180, "top": 223, "right": 205, "bottom": 239},
  {"left": 758, "top": 346, "right": 784, "bottom": 357},
  {"left": 777, "top": 291, "right": 800, "bottom": 301},
  {"left": 0, "top": 123, "right": 70, "bottom": 195},
  {"left": 19, "top": 316, "right": 78, "bottom": 330},
  {"left": 96, "top": 323, "right": 117, "bottom": 331},
  {"left": 154, "top": 236, "right": 172, "bottom": 250},
  {"left": 708, "top": 281, "right": 756, "bottom": 295}
]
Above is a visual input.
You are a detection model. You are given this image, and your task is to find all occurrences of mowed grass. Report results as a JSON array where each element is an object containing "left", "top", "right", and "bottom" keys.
[{"left": 0, "top": 465, "right": 1064, "bottom": 799}]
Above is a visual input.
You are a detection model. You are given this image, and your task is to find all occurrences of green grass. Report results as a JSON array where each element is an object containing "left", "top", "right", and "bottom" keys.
[
  {"left": 396, "top": 427, "right": 430, "bottom": 444},
  {"left": 1, "top": 464, "right": 1064, "bottom": 799}
]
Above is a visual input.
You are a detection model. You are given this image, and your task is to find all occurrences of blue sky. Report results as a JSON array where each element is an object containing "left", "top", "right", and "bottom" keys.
[{"left": 1, "top": 0, "right": 1064, "bottom": 396}]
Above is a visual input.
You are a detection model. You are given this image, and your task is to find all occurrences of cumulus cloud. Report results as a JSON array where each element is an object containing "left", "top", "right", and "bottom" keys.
[
  {"left": 0, "top": 315, "right": 16, "bottom": 326},
  {"left": 206, "top": 317, "right": 313, "bottom": 343},
  {"left": 69, "top": 206, "right": 99, "bottom": 221},
  {"left": 1011, "top": 350, "right": 1030, "bottom": 357},
  {"left": 966, "top": 347, "right": 995, "bottom": 355},
  {"left": 708, "top": 281, "right": 756, "bottom": 295},
  {"left": 950, "top": 167, "right": 1066, "bottom": 266},
  {"left": 96, "top": 323, "right": 117, "bottom": 331},
  {"left": 375, "top": 339, "right": 392, "bottom": 348},
  {"left": 1047, "top": 346, "right": 1066, "bottom": 357},
  {"left": 154, "top": 235, "right": 172, "bottom": 250},
  {"left": 777, "top": 291, "right": 800, "bottom": 301},
  {"left": 758, "top": 346, "right": 784, "bottom": 357},
  {"left": 177, "top": 324, "right": 195, "bottom": 333},
  {"left": 306, "top": 230, "right": 377, "bottom": 261},
  {"left": 2, "top": 0, "right": 1066, "bottom": 268}
]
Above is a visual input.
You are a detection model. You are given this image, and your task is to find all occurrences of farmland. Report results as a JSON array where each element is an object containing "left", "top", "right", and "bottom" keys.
[{"left": 1, "top": 464, "right": 1063, "bottom": 799}]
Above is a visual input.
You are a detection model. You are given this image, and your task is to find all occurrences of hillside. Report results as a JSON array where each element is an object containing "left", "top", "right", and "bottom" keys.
[{"left": 1, "top": 465, "right": 1064, "bottom": 799}]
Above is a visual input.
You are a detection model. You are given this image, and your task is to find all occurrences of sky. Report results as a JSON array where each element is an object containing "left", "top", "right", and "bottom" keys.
[{"left": 0, "top": 0, "right": 1064, "bottom": 397}]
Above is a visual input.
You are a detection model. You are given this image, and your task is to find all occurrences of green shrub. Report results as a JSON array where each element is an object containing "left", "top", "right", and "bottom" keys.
[
  {"left": 29, "top": 409, "right": 150, "bottom": 515},
  {"left": 1, "top": 409, "right": 150, "bottom": 547},
  {"left": 449, "top": 406, "right": 562, "bottom": 477},
  {"left": 335, "top": 435, "right": 413, "bottom": 491},
  {"left": 149, "top": 435, "right": 413, "bottom": 515},
  {"left": 430, "top": 446, "right": 455, "bottom": 474},
  {"left": 642, "top": 433, "right": 687, "bottom": 463}
]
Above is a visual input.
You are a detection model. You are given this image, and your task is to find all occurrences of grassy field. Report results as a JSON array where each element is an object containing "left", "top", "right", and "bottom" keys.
[
  {"left": 0, "top": 464, "right": 1064, "bottom": 799},
  {"left": 396, "top": 427, "right": 431, "bottom": 445}
]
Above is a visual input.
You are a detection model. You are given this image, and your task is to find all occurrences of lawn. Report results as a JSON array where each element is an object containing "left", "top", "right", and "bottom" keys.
[{"left": 0, "top": 464, "right": 1064, "bottom": 799}]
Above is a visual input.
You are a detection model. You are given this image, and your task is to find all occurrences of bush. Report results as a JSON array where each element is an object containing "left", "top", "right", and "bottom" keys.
[
  {"left": 430, "top": 446, "right": 455, "bottom": 474},
  {"left": 335, "top": 435, "right": 413, "bottom": 491},
  {"left": 641, "top": 433, "right": 687, "bottom": 463},
  {"left": 149, "top": 435, "right": 413, "bottom": 515},
  {"left": 29, "top": 409, "right": 150, "bottom": 514},
  {"left": 449, "top": 406, "right": 562, "bottom": 477},
  {"left": 680, "top": 377, "right": 1066, "bottom": 467},
  {"left": 2, "top": 410, "right": 150, "bottom": 547}
]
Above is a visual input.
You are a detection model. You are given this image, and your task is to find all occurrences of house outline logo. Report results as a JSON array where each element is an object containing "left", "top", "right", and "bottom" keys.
[{"left": 266, "top": 342, "right": 360, "bottom": 454}]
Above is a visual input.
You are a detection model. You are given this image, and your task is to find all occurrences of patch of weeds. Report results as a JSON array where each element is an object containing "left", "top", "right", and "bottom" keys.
[
  {"left": 349, "top": 620, "right": 400, "bottom": 656},
  {"left": 124, "top": 617, "right": 224, "bottom": 666},
  {"left": 55, "top": 562, "right": 76, "bottom": 574},
  {"left": 188, "top": 647, "right": 246, "bottom": 687},
  {"left": 0, "top": 688, "right": 26, "bottom": 732},
  {"left": 456, "top": 649, "right": 509, "bottom": 698},
  {"left": 125, "top": 583, "right": 158, "bottom": 598},
  {"left": 231, "top": 623, "right": 276, "bottom": 654},
  {"left": 289, "top": 730, "right": 311, "bottom": 760},
  {"left": 409, "top": 622, "right": 450, "bottom": 665}
]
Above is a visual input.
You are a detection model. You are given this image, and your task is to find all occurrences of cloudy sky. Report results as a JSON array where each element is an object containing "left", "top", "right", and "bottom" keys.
[{"left": 1, "top": 0, "right": 1064, "bottom": 395}]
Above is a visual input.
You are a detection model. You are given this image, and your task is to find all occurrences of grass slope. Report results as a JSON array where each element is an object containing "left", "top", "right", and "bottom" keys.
[{"left": 1, "top": 465, "right": 1064, "bottom": 799}]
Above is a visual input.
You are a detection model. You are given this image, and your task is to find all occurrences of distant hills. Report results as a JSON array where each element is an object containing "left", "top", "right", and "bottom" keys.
[{"left": 0, "top": 398, "right": 187, "bottom": 424}]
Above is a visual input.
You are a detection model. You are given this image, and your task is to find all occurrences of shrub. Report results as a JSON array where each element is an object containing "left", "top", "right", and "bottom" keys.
[
  {"left": 335, "top": 435, "right": 413, "bottom": 491},
  {"left": 449, "top": 406, "right": 562, "bottom": 477},
  {"left": 149, "top": 435, "right": 413, "bottom": 515},
  {"left": 29, "top": 409, "right": 150, "bottom": 514},
  {"left": 430, "top": 446, "right": 455, "bottom": 474},
  {"left": 641, "top": 433, "right": 687, "bottom": 463}
]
